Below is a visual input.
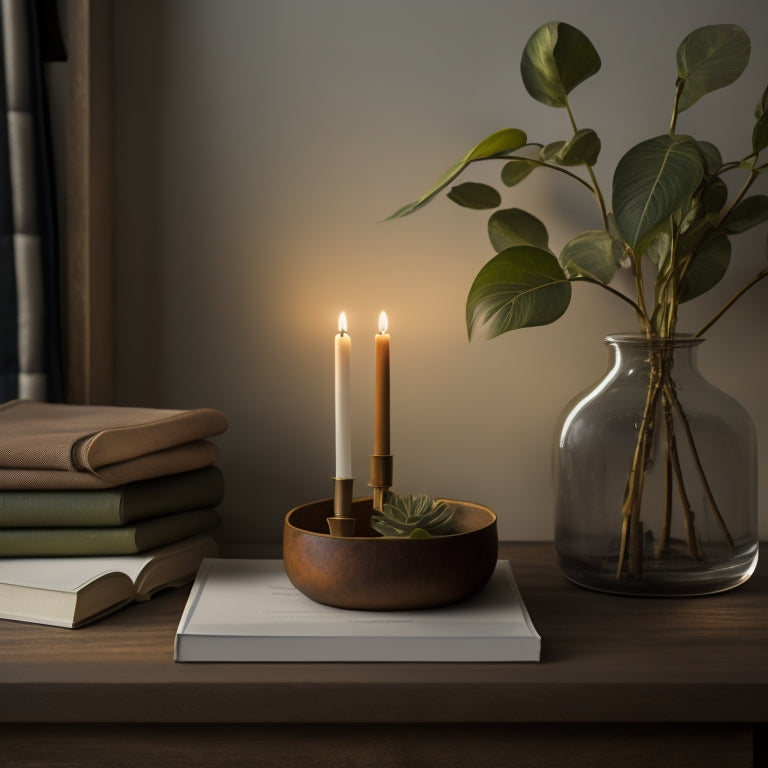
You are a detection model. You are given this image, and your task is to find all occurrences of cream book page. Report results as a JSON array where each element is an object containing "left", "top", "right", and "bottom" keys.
[{"left": 0, "top": 554, "right": 152, "bottom": 592}]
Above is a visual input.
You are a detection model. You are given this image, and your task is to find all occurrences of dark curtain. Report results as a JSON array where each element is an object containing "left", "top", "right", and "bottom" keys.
[
  {"left": 0, "top": 0, "right": 65, "bottom": 403},
  {"left": 0, "top": 3, "right": 17, "bottom": 400}
]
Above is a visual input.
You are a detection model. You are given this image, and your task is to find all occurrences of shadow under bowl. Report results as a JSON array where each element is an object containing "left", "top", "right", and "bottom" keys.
[{"left": 283, "top": 497, "right": 498, "bottom": 610}]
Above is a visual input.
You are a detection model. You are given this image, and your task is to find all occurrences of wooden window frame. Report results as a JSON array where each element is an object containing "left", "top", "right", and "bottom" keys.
[{"left": 62, "top": 0, "right": 113, "bottom": 404}]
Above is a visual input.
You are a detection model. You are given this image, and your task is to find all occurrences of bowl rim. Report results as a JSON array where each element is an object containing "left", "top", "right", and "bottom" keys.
[{"left": 284, "top": 496, "right": 497, "bottom": 541}]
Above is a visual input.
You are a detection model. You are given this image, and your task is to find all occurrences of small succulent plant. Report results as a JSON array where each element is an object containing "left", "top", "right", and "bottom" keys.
[{"left": 371, "top": 492, "right": 456, "bottom": 538}]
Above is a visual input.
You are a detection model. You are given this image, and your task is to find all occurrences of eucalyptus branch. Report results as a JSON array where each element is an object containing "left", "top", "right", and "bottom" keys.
[
  {"left": 389, "top": 20, "right": 760, "bottom": 588},
  {"left": 564, "top": 99, "right": 580, "bottom": 135},
  {"left": 669, "top": 78, "right": 685, "bottom": 135},
  {"left": 586, "top": 166, "right": 609, "bottom": 231},
  {"left": 661, "top": 394, "right": 701, "bottom": 559},
  {"left": 665, "top": 165, "right": 760, "bottom": 324},
  {"left": 660, "top": 421, "right": 673, "bottom": 552},
  {"left": 570, "top": 276, "right": 645, "bottom": 318},
  {"left": 664, "top": 378, "right": 735, "bottom": 555},
  {"left": 720, "top": 160, "right": 750, "bottom": 173},
  {"left": 653, "top": 220, "right": 682, "bottom": 337},
  {"left": 714, "top": 167, "right": 759, "bottom": 229},
  {"left": 617, "top": 364, "right": 663, "bottom": 578},
  {"left": 478, "top": 154, "right": 596, "bottom": 193},
  {"left": 565, "top": 98, "right": 610, "bottom": 230},
  {"left": 626, "top": 247, "right": 653, "bottom": 335},
  {"left": 695, "top": 268, "right": 768, "bottom": 337}
]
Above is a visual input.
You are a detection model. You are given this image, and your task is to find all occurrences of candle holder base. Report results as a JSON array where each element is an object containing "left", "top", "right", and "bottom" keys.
[
  {"left": 369, "top": 454, "right": 393, "bottom": 487},
  {"left": 328, "top": 477, "right": 355, "bottom": 536},
  {"left": 327, "top": 516, "right": 356, "bottom": 537},
  {"left": 284, "top": 496, "right": 498, "bottom": 611},
  {"left": 368, "top": 454, "right": 394, "bottom": 512}
]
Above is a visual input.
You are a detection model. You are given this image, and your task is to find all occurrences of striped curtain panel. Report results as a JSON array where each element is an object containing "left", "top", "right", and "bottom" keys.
[{"left": 0, "top": 0, "right": 64, "bottom": 403}]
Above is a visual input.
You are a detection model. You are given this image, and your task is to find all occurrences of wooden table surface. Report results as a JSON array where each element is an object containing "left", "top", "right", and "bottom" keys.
[{"left": 0, "top": 541, "right": 765, "bottom": 767}]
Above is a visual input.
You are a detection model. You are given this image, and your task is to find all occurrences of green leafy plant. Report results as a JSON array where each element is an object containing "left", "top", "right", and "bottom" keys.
[
  {"left": 388, "top": 22, "right": 767, "bottom": 578},
  {"left": 371, "top": 492, "right": 456, "bottom": 538}
]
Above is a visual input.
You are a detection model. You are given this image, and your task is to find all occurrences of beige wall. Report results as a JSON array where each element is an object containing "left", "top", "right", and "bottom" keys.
[{"left": 113, "top": 0, "right": 768, "bottom": 546}]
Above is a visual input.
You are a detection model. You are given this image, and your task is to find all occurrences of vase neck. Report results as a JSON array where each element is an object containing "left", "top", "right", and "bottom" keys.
[{"left": 604, "top": 334, "right": 704, "bottom": 380}]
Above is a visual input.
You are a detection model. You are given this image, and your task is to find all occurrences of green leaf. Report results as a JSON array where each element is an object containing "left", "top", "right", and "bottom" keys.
[
  {"left": 756, "top": 84, "right": 768, "bottom": 119},
  {"left": 386, "top": 160, "right": 464, "bottom": 220},
  {"left": 676, "top": 24, "right": 750, "bottom": 112},
  {"left": 701, "top": 177, "right": 728, "bottom": 216},
  {"left": 677, "top": 216, "right": 714, "bottom": 256},
  {"left": 487, "top": 208, "right": 550, "bottom": 253},
  {"left": 447, "top": 182, "right": 501, "bottom": 210},
  {"left": 722, "top": 194, "right": 768, "bottom": 234},
  {"left": 695, "top": 141, "right": 723, "bottom": 174},
  {"left": 539, "top": 141, "right": 566, "bottom": 162},
  {"left": 466, "top": 246, "right": 571, "bottom": 339},
  {"left": 634, "top": 217, "right": 675, "bottom": 268},
  {"left": 753, "top": 111, "right": 768, "bottom": 155},
  {"left": 501, "top": 157, "right": 538, "bottom": 187},
  {"left": 606, "top": 213, "right": 624, "bottom": 244},
  {"left": 612, "top": 135, "right": 704, "bottom": 248},
  {"left": 639, "top": 229, "right": 672, "bottom": 268},
  {"left": 520, "top": 22, "right": 601, "bottom": 108},
  {"left": 554, "top": 129, "right": 601, "bottom": 166},
  {"left": 679, "top": 234, "right": 731, "bottom": 302},
  {"left": 465, "top": 128, "right": 529, "bottom": 161},
  {"left": 559, "top": 230, "right": 622, "bottom": 283},
  {"left": 386, "top": 129, "right": 527, "bottom": 219}
]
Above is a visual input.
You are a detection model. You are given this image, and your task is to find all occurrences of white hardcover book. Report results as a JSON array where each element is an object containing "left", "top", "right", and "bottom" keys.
[{"left": 174, "top": 559, "right": 540, "bottom": 662}]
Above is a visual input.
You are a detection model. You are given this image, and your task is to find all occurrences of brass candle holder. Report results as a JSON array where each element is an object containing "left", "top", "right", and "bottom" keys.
[
  {"left": 327, "top": 477, "right": 355, "bottom": 537},
  {"left": 327, "top": 450, "right": 393, "bottom": 537},
  {"left": 369, "top": 453, "right": 393, "bottom": 512}
]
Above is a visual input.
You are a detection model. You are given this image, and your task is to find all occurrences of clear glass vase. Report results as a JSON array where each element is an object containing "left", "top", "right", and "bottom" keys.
[{"left": 554, "top": 334, "right": 758, "bottom": 596}]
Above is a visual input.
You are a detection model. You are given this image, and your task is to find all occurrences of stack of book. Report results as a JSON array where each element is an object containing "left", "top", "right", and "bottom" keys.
[
  {"left": 0, "top": 466, "right": 225, "bottom": 556},
  {"left": 0, "top": 399, "right": 228, "bottom": 627}
]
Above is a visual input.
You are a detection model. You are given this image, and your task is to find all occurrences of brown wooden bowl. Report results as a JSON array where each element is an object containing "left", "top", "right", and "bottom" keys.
[{"left": 283, "top": 497, "right": 498, "bottom": 610}]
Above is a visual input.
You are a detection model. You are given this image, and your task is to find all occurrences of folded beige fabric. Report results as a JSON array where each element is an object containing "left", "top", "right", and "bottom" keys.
[
  {"left": 0, "top": 440, "right": 221, "bottom": 490},
  {"left": 0, "top": 400, "right": 228, "bottom": 489}
]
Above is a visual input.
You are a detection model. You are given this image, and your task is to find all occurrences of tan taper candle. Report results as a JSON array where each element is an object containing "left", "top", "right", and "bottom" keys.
[{"left": 374, "top": 311, "right": 390, "bottom": 456}]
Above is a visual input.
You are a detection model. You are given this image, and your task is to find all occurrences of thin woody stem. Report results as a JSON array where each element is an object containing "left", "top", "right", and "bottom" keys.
[
  {"left": 570, "top": 277, "right": 644, "bottom": 316},
  {"left": 695, "top": 269, "right": 768, "bottom": 338},
  {"left": 663, "top": 379, "right": 735, "bottom": 556},
  {"left": 661, "top": 390, "right": 701, "bottom": 560},
  {"left": 717, "top": 168, "right": 759, "bottom": 227},
  {"left": 564, "top": 99, "right": 610, "bottom": 230},
  {"left": 616, "top": 361, "right": 663, "bottom": 578},
  {"left": 477, "top": 155, "right": 596, "bottom": 192},
  {"left": 660, "top": 402, "right": 673, "bottom": 553},
  {"left": 669, "top": 79, "right": 685, "bottom": 135},
  {"left": 626, "top": 246, "right": 652, "bottom": 336}
]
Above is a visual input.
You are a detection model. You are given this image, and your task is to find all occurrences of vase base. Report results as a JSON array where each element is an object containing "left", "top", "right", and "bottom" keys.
[{"left": 556, "top": 544, "right": 759, "bottom": 597}]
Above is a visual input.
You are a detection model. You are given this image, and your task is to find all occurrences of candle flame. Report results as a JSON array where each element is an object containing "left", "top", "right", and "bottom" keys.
[
  {"left": 338, "top": 311, "right": 348, "bottom": 335},
  {"left": 378, "top": 311, "right": 388, "bottom": 334}
]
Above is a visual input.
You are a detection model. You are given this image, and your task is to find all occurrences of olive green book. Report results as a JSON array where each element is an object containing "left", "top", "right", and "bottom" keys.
[
  {"left": 0, "top": 508, "right": 219, "bottom": 556},
  {"left": 0, "top": 466, "right": 224, "bottom": 528}
]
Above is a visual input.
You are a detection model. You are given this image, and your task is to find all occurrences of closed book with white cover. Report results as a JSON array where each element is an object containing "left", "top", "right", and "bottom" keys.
[{"left": 174, "top": 559, "right": 540, "bottom": 662}]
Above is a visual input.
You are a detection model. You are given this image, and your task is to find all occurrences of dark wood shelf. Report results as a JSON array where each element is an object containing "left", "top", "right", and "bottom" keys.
[{"left": 1, "top": 542, "right": 765, "bottom": 767}]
